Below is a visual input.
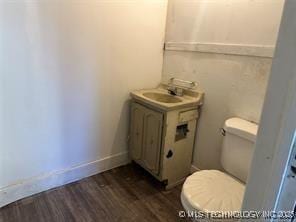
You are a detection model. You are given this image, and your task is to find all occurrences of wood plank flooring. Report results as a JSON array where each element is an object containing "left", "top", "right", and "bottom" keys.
[{"left": 0, "top": 163, "right": 189, "bottom": 222}]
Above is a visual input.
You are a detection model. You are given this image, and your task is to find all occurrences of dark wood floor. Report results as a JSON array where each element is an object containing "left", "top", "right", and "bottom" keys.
[{"left": 0, "top": 163, "right": 189, "bottom": 222}]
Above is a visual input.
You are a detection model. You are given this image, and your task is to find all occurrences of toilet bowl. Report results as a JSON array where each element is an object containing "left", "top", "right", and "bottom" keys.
[{"left": 181, "top": 118, "right": 258, "bottom": 221}]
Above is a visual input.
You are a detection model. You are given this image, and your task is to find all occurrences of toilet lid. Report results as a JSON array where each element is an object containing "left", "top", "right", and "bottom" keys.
[{"left": 182, "top": 170, "right": 245, "bottom": 212}]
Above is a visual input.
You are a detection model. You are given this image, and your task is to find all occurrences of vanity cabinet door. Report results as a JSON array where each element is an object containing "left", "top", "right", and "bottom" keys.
[
  {"left": 142, "top": 109, "right": 163, "bottom": 175},
  {"left": 130, "top": 103, "right": 145, "bottom": 161}
]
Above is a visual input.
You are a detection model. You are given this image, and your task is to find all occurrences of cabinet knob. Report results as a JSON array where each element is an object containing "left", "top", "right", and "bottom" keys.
[{"left": 166, "top": 150, "right": 173, "bottom": 158}]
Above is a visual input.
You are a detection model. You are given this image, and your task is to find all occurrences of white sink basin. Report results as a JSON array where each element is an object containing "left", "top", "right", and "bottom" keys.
[{"left": 143, "top": 92, "right": 182, "bottom": 103}]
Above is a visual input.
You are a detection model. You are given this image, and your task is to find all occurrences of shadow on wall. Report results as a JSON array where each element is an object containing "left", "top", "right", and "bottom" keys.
[{"left": 43, "top": 4, "right": 133, "bottom": 171}]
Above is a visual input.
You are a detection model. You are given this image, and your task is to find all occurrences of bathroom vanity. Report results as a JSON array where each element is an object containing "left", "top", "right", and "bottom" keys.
[{"left": 129, "top": 82, "right": 203, "bottom": 189}]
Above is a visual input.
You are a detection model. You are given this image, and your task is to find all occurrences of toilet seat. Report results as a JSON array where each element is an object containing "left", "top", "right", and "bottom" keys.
[{"left": 181, "top": 170, "right": 245, "bottom": 214}]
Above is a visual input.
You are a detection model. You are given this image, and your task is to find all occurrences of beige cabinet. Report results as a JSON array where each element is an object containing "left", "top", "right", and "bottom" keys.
[
  {"left": 130, "top": 101, "right": 199, "bottom": 189},
  {"left": 142, "top": 109, "right": 163, "bottom": 174},
  {"left": 130, "top": 103, "right": 163, "bottom": 174},
  {"left": 130, "top": 103, "right": 145, "bottom": 161}
]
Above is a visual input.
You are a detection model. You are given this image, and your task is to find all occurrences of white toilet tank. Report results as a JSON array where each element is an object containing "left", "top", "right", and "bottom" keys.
[{"left": 221, "top": 118, "right": 258, "bottom": 183}]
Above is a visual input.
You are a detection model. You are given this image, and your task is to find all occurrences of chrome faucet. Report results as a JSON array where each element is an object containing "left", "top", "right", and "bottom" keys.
[
  {"left": 167, "top": 86, "right": 184, "bottom": 96},
  {"left": 167, "top": 77, "right": 197, "bottom": 96}
]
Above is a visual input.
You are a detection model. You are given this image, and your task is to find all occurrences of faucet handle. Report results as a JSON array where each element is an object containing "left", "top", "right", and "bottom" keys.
[{"left": 176, "top": 88, "right": 183, "bottom": 96}]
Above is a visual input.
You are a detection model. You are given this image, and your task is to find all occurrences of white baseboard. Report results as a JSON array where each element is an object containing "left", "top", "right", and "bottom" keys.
[
  {"left": 190, "top": 165, "right": 200, "bottom": 174},
  {"left": 0, "top": 151, "right": 130, "bottom": 208}
]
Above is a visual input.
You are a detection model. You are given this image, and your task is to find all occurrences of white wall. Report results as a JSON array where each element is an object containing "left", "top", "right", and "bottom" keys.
[
  {"left": 0, "top": 0, "right": 167, "bottom": 204},
  {"left": 166, "top": 0, "right": 283, "bottom": 45},
  {"left": 163, "top": 0, "right": 284, "bottom": 170},
  {"left": 242, "top": 0, "right": 296, "bottom": 211}
]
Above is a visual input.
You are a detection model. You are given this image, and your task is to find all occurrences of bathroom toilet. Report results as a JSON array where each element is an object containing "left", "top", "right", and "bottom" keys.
[{"left": 181, "top": 118, "right": 258, "bottom": 220}]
